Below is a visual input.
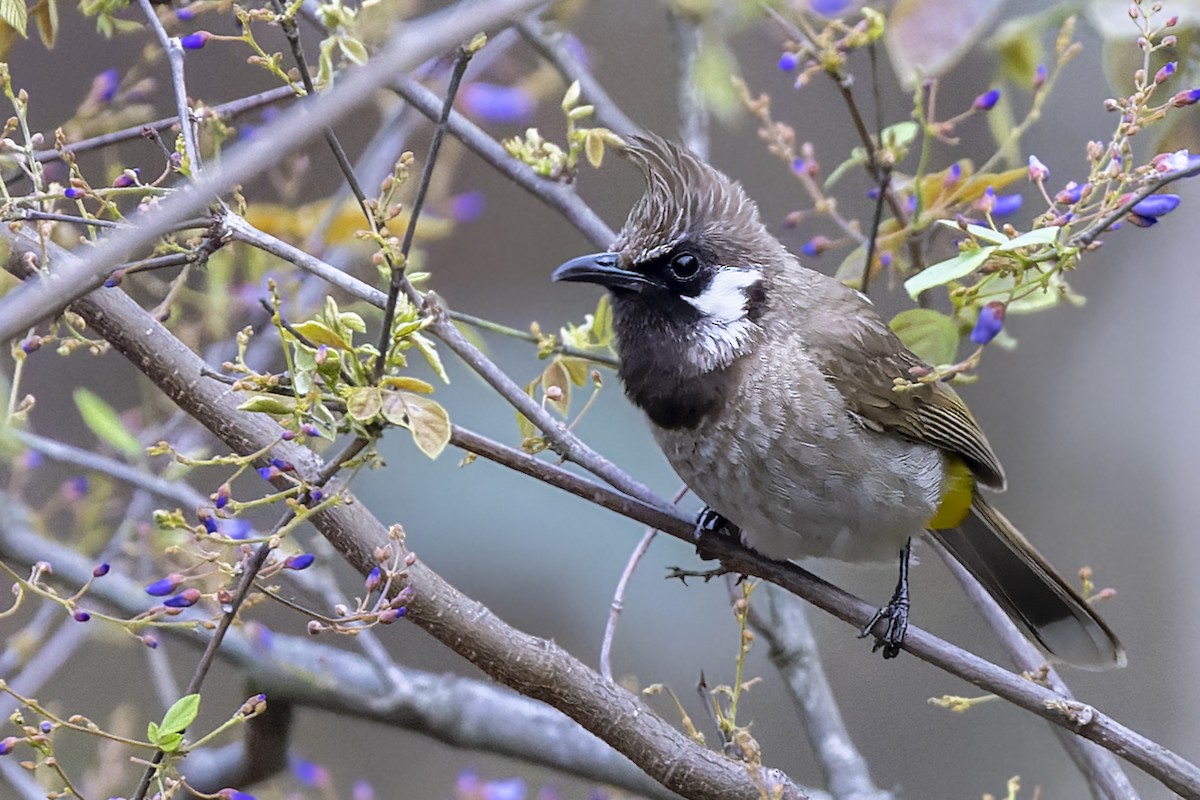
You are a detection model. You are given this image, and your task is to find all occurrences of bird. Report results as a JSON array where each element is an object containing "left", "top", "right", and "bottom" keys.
[{"left": 551, "top": 134, "right": 1124, "bottom": 669}]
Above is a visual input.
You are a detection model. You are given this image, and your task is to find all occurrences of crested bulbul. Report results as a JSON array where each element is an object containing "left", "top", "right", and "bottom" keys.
[{"left": 552, "top": 135, "right": 1124, "bottom": 669}]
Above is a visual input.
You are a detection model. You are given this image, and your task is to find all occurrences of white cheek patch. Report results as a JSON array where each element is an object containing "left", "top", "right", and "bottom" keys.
[{"left": 681, "top": 268, "right": 762, "bottom": 323}]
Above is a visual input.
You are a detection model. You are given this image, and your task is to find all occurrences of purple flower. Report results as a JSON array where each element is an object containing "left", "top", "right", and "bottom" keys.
[
  {"left": 1131, "top": 193, "right": 1180, "bottom": 218},
  {"left": 944, "top": 162, "right": 962, "bottom": 186},
  {"left": 293, "top": 760, "right": 328, "bottom": 788},
  {"left": 164, "top": 588, "right": 201, "bottom": 608},
  {"left": 301, "top": 423, "right": 319, "bottom": 437},
  {"left": 1155, "top": 61, "right": 1177, "bottom": 84},
  {"left": 64, "top": 187, "right": 83, "bottom": 199},
  {"left": 180, "top": 32, "right": 210, "bottom": 50},
  {"left": 93, "top": 562, "right": 110, "bottom": 578},
  {"left": 1027, "top": 155, "right": 1049, "bottom": 182},
  {"left": 352, "top": 779, "right": 376, "bottom": 800},
  {"left": 991, "top": 193, "right": 1023, "bottom": 217},
  {"left": 271, "top": 458, "right": 294, "bottom": 472},
  {"left": 279, "top": 429, "right": 295, "bottom": 441},
  {"left": 198, "top": 510, "right": 219, "bottom": 534},
  {"left": 800, "top": 235, "right": 829, "bottom": 257},
  {"left": 1033, "top": 64, "right": 1048, "bottom": 90},
  {"left": 778, "top": 51, "right": 799, "bottom": 72},
  {"left": 1056, "top": 182, "right": 1084, "bottom": 204},
  {"left": 482, "top": 778, "right": 527, "bottom": 800},
  {"left": 973, "top": 89, "right": 1001, "bottom": 111},
  {"left": 145, "top": 574, "right": 184, "bottom": 596},
  {"left": 460, "top": 83, "right": 536, "bottom": 124},
  {"left": 971, "top": 302, "right": 1006, "bottom": 345},
  {"left": 456, "top": 769, "right": 482, "bottom": 798},
  {"left": 220, "top": 518, "right": 254, "bottom": 540},
  {"left": 19, "top": 449, "right": 43, "bottom": 469},
  {"left": 308, "top": 488, "right": 324, "bottom": 503},
  {"left": 39, "top": 722, "right": 51, "bottom": 734},
  {"left": 73, "top": 610, "right": 91, "bottom": 622},
  {"left": 95, "top": 68, "right": 120, "bottom": 102},
  {"left": 177, "top": 7, "right": 195, "bottom": 20},
  {"left": 810, "top": 0, "right": 851, "bottom": 15},
  {"left": 285, "top": 553, "right": 315, "bottom": 570},
  {"left": 219, "top": 791, "right": 256, "bottom": 800},
  {"left": 64, "top": 476, "right": 89, "bottom": 499},
  {"left": 215, "top": 483, "right": 231, "bottom": 509},
  {"left": 365, "top": 566, "right": 382, "bottom": 592},
  {"left": 142, "top": 634, "right": 159, "bottom": 648},
  {"left": 103, "top": 270, "right": 124, "bottom": 288},
  {"left": 111, "top": 168, "right": 140, "bottom": 188},
  {"left": 1172, "top": 88, "right": 1200, "bottom": 107},
  {"left": 257, "top": 465, "right": 278, "bottom": 481},
  {"left": 791, "top": 157, "right": 807, "bottom": 174},
  {"left": 0, "top": 737, "right": 17, "bottom": 756},
  {"left": 20, "top": 336, "right": 41, "bottom": 353},
  {"left": 450, "top": 191, "right": 486, "bottom": 222}
]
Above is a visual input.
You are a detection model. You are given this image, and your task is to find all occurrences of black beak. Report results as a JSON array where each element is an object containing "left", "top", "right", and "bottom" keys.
[{"left": 551, "top": 252, "right": 654, "bottom": 292}]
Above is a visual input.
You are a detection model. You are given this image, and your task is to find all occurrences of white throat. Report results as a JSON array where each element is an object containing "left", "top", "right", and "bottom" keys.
[{"left": 681, "top": 268, "right": 762, "bottom": 372}]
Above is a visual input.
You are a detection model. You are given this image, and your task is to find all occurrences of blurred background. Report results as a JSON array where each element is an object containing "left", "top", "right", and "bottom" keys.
[{"left": 3, "top": 0, "right": 1199, "bottom": 798}]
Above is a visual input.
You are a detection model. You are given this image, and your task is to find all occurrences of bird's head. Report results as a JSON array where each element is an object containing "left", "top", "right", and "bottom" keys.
[{"left": 553, "top": 135, "right": 787, "bottom": 375}]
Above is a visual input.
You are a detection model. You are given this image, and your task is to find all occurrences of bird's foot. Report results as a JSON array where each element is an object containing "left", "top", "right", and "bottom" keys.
[
  {"left": 857, "top": 537, "right": 913, "bottom": 660},
  {"left": 693, "top": 506, "right": 740, "bottom": 561},
  {"left": 666, "top": 565, "right": 732, "bottom": 585}
]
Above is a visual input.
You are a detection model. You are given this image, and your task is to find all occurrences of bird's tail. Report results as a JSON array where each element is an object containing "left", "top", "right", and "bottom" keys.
[{"left": 928, "top": 495, "right": 1125, "bottom": 670}]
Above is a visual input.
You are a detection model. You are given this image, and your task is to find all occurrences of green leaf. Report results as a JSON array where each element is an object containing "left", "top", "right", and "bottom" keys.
[
  {"left": 904, "top": 246, "right": 995, "bottom": 298},
  {"left": 995, "top": 226, "right": 1060, "bottom": 251},
  {"left": 237, "top": 395, "right": 298, "bottom": 415},
  {"left": 345, "top": 387, "right": 382, "bottom": 422},
  {"left": 890, "top": 309, "right": 959, "bottom": 366},
  {"left": 0, "top": 0, "right": 27, "bottom": 36},
  {"left": 591, "top": 294, "right": 613, "bottom": 346},
  {"left": 411, "top": 332, "right": 448, "bottom": 384},
  {"left": 337, "top": 35, "right": 369, "bottom": 65},
  {"left": 291, "top": 321, "right": 350, "bottom": 350},
  {"left": 73, "top": 388, "right": 142, "bottom": 459},
  {"left": 161, "top": 693, "right": 200, "bottom": 734},
  {"left": 936, "top": 219, "right": 1009, "bottom": 245},
  {"left": 147, "top": 721, "right": 160, "bottom": 744},
  {"left": 381, "top": 391, "right": 450, "bottom": 458},
  {"left": 30, "top": 0, "right": 56, "bottom": 47},
  {"left": 157, "top": 732, "right": 184, "bottom": 753}
]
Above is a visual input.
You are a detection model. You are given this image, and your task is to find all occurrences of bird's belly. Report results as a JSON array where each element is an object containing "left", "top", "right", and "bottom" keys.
[{"left": 653, "top": 414, "right": 946, "bottom": 563}]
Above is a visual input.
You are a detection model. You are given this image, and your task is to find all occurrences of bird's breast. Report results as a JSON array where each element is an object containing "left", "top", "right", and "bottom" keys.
[{"left": 648, "top": 354, "right": 946, "bottom": 562}]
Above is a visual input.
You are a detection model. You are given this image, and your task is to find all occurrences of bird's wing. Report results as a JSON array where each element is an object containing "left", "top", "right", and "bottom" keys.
[{"left": 807, "top": 283, "right": 1007, "bottom": 490}]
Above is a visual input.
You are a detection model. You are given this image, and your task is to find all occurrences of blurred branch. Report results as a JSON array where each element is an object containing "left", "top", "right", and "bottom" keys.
[
  {"left": 932, "top": 543, "right": 1139, "bottom": 800},
  {"left": 666, "top": 8, "right": 709, "bottom": 160},
  {"left": 745, "top": 585, "right": 892, "bottom": 800},
  {"left": 137, "top": 0, "right": 203, "bottom": 174},
  {"left": 516, "top": 15, "right": 641, "bottom": 136}
]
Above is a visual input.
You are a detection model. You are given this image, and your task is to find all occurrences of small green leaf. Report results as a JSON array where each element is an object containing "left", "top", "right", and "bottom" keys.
[
  {"left": 380, "top": 376, "right": 435, "bottom": 394},
  {"left": 936, "top": 219, "right": 1009, "bottom": 245},
  {"left": 584, "top": 130, "right": 606, "bottom": 168},
  {"left": 73, "top": 388, "right": 142, "bottom": 459},
  {"left": 345, "top": 387, "right": 382, "bottom": 422},
  {"left": 904, "top": 246, "right": 995, "bottom": 298},
  {"left": 890, "top": 309, "right": 959, "bottom": 366},
  {"left": 147, "top": 721, "right": 160, "bottom": 744},
  {"left": 161, "top": 693, "right": 200, "bottom": 734},
  {"left": 157, "top": 732, "right": 184, "bottom": 753},
  {"left": 237, "top": 395, "right": 298, "bottom": 415},
  {"left": 291, "top": 321, "right": 351, "bottom": 350},
  {"left": 337, "top": 35, "right": 369, "bottom": 65},
  {"left": 995, "top": 226, "right": 1059, "bottom": 251},
  {"left": 411, "top": 332, "right": 448, "bottom": 384},
  {"left": 591, "top": 294, "right": 613, "bottom": 346}
]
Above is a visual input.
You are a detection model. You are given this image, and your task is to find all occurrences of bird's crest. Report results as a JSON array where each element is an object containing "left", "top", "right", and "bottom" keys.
[{"left": 614, "top": 135, "right": 779, "bottom": 269}]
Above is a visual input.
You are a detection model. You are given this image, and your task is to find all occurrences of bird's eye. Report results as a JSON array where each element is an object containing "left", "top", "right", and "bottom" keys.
[{"left": 668, "top": 252, "right": 701, "bottom": 281}]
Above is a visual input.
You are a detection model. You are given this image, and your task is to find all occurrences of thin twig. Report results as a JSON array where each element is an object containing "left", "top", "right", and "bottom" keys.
[
  {"left": 599, "top": 484, "right": 688, "bottom": 682},
  {"left": 32, "top": 86, "right": 298, "bottom": 164},
  {"left": 136, "top": 0, "right": 203, "bottom": 174},
  {"left": 375, "top": 46, "right": 475, "bottom": 381}
]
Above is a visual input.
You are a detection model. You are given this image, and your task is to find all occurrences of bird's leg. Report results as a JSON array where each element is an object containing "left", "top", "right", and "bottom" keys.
[
  {"left": 692, "top": 506, "right": 741, "bottom": 561},
  {"left": 858, "top": 537, "right": 912, "bottom": 659}
]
